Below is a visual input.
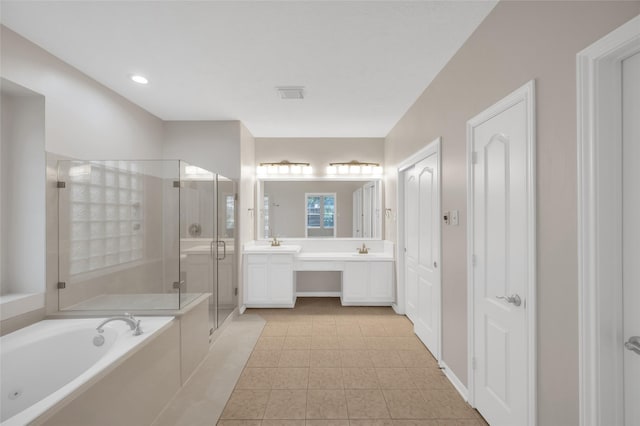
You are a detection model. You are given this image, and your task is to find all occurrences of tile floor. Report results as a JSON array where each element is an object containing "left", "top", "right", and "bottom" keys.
[{"left": 219, "top": 298, "right": 488, "bottom": 426}]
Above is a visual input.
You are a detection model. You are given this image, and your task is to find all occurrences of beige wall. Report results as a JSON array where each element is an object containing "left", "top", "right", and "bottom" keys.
[
  {"left": 1, "top": 88, "right": 45, "bottom": 296},
  {"left": 0, "top": 26, "right": 164, "bottom": 160},
  {"left": 384, "top": 2, "right": 640, "bottom": 425},
  {"left": 239, "top": 124, "right": 256, "bottom": 312},
  {"left": 163, "top": 121, "right": 242, "bottom": 180}
]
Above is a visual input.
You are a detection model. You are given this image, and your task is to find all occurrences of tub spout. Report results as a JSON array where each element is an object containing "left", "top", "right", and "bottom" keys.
[{"left": 96, "top": 314, "right": 143, "bottom": 336}]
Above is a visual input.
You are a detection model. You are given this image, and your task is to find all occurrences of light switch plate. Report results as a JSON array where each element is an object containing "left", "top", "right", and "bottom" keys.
[{"left": 451, "top": 210, "right": 459, "bottom": 226}]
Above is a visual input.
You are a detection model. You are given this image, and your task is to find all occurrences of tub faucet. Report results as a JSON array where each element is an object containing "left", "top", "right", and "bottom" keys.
[
  {"left": 357, "top": 243, "right": 369, "bottom": 254},
  {"left": 96, "top": 313, "right": 143, "bottom": 336}
]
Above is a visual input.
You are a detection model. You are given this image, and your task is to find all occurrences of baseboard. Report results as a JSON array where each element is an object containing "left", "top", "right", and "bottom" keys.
[
  {"left": 439, "top": 360, "right": 469, "bottom": 401},
  {"left": 296, "top": 292, "right": 341, "bottom": 297}
]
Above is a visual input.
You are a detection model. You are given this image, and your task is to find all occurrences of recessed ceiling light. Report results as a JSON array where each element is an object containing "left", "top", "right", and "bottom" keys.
[
  {"left": 276, "top": 86, "right": 304, "bottom": 99},
  {"left": 130, "top": 75, "right": 148, "bottom": 85}
]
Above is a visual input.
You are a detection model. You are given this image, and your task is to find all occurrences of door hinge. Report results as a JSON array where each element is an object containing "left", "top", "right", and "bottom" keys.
[
  {"left": 56, "top": 181, "right": 66, "bottom": 189},
  {"left": 234, "top": 193, "right": 238, "bottom": 201},
  {"left": 234, "top": 287, "right": 238, "bottom": 296},
  {"left": 173, "top": 181, "right": 181, "bottom": 188},
  {"left": 471, "top": 152, "right": 478, "bottom": 165},
  {"left": 57, "top": 281, "right": 66, "bottom": 289},
  {"left": 173, "top": 280, "right": 185, "bottom": 290}
]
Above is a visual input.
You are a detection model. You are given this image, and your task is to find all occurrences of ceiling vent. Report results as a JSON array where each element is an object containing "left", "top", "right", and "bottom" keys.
[{"left": 276, "top": 86, "right": 305, "bottom": 100}]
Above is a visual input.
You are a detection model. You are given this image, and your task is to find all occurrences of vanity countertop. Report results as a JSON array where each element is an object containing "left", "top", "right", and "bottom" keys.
[
  {"left": 243, "top": 244, "right": 302, "bottom": 254},
  {"left": 296, "top": 252, "right": 393, "bottom": 261},
  {"left": 243, "top": 241, "right": 393, "bottom": 261}
]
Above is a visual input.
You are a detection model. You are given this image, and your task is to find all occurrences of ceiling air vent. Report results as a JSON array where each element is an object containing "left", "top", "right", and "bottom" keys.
[{"left": 276, "top": 86, "right": 305, "bottom": 100}]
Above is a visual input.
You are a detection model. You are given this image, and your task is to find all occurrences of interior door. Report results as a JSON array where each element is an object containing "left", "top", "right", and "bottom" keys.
[
  {"left": 622, "top": 51, "right": 640, "bottom": 426},
  {"left": 353, "top": 188, "right": 363, "bottom": 237},
  {"left": 413, "top": 154, "right": 440, "bottom": 355},
  {"left": 470, "top": 89, "right": 532, "bottom": 425},
  {"left": 405, "top": 168, "right": 419, "bottom": 322},
  {"left": 404, "top": 152, "right": 440, "bottom": 356},
  {"left": 363, "top": 184, "right": 373, "bottom": 238}
]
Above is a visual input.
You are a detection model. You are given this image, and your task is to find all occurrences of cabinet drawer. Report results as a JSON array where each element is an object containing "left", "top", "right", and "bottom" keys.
[
  {"left": 247, "top": 254, "right": 268, "bottom": 264},
  {"left": 270, "top": 255, "right": 294, "bottom": 264},
  {"left": 295, "top": 261, "right": 344, "bottom": 271}
]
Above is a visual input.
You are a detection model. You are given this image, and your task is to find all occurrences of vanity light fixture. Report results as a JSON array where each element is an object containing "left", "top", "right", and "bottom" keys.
[
  {"left": 130, "top": 74, "right": 149, "bottom": 85},
  {"left": 257, "top": 160, "right": 312, "bottom": 176},
  {"left": 326, "top": 161, "right": 383, "bottom": 176}
]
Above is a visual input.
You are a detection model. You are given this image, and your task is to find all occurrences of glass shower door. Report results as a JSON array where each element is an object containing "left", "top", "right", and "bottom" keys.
[
  {"left": 216, "top": 175, "right": 237, "bottom": 326},
  {"left": 179, "top": 162, "right": 216, "bottom": 333}
]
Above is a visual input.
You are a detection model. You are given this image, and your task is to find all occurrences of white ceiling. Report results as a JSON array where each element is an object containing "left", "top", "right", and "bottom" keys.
[{"left": 0, "top": 1, "right": 496, "bottom": 137}]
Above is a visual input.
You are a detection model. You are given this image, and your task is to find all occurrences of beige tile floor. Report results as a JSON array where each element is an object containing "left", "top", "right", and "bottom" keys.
[{"left": 219, "top": 298, "right": 488, "bottom": 426}]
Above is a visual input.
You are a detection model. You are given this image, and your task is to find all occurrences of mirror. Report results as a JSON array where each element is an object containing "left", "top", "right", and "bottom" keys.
[{"left": 257, "top": 179, "right": 382, "bottom": 239}]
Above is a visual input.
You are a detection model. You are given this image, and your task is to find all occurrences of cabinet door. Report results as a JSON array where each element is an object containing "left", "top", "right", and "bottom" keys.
[
  {"left": 343, "top": 262, "right": 368, "bottom": 301},
  {"left": 269, "top": 263, "right": 293, "bottom": 303},
  {"left": 369, "top": 262, "right": 393, "bottom": 301},
  {"left": 247, "top": 262, "right": 268, "bottom": 303}
]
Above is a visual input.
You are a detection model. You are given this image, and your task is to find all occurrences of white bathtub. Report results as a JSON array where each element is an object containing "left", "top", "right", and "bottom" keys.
[{"left": 0, "top": 316, "right": 174, "bottom": 425}]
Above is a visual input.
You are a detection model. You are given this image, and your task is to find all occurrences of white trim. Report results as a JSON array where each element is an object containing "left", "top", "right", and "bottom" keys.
[
  {"left": 466, "top": 80, "right": 536, "bottom": 426},
  {"left": 396, "top": 137, "right": 442, "bottom": 361},
  {"left": 439, "top": 360, "right": 469, "bottom": 401},
  {"left": 295, "top": 291, "right": 341, "bottom": 297},
  {"left": 0, "top": 292, "right": 44, "bottom": 320},
  {"left": 577, "top": 14, "right": 640, "bottom": 426}
]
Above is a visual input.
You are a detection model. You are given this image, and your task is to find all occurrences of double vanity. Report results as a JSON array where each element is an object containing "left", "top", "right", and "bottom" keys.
[{"left": 243, "top": 240, "right": 395, "bottom": 308}]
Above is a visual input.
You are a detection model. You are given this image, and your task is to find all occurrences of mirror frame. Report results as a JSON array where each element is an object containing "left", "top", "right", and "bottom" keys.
[{"left": 256, "top": 177, "right": 384, "bottom": 240}]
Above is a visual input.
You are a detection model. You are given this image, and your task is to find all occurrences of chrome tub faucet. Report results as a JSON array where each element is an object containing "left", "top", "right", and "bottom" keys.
[{"left": 96, "top": 313, "right": 143, "bottom": 336}]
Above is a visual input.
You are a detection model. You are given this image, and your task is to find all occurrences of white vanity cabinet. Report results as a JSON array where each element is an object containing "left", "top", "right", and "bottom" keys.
[
  {"left": 244, "top": 253, "right": 296, "bottom": 308},
  {"left": 341, "top": 260, "right": 394, "bottom": 305}
]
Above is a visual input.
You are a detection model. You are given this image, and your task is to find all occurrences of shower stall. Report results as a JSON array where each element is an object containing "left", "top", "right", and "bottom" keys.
[{"left": 56, "top": 159, "right": 237, "bottom": 333}]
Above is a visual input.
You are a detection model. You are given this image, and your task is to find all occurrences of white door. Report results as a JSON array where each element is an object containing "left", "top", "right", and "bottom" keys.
[
  {"left": 363, "top": 183, "right": 373, "bottom": 238},
  {"left": 404, "top": 151, "right": 440, "bottom": 357},
  {"left": 353, "top": 188, "right": 363, "bottom": 237},
  {"left": 405, "top": 169, "right": 419, "bottom": 322},
  {"left": 622, "top": 51, "right": 640, "bottom": 426},
  {"left": 469, "top": 82, "right": 535, "bottom": 426}
]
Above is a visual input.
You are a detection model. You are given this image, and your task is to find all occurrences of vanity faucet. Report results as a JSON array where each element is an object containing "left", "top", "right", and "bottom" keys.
[
  {"left": 357, "top": 243, "right": 369, "bottom": 254},
  {"left": 96, "top": 313, "right": 143, "bottom": 336},
  {"left": 271, "top": 237, "right": 281, "bottom": 247}
]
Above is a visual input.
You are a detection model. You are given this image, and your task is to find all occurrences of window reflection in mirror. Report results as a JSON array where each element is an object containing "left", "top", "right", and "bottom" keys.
[{"left": 258, "top": 180, "right": 382, "bottom": 239}]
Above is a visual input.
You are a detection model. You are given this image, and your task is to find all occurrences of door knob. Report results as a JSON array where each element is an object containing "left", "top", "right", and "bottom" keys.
[
  {"left": 625, "top": 336, "right": 640, "bottom": 355},
  {"left": 496, "top": 294, "right": 522, "bottom": 307}
]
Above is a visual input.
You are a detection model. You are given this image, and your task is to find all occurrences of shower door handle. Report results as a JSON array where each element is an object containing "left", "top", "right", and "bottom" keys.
[{"left": 217, "top": 240, "right": 226, "bottom": 261}]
